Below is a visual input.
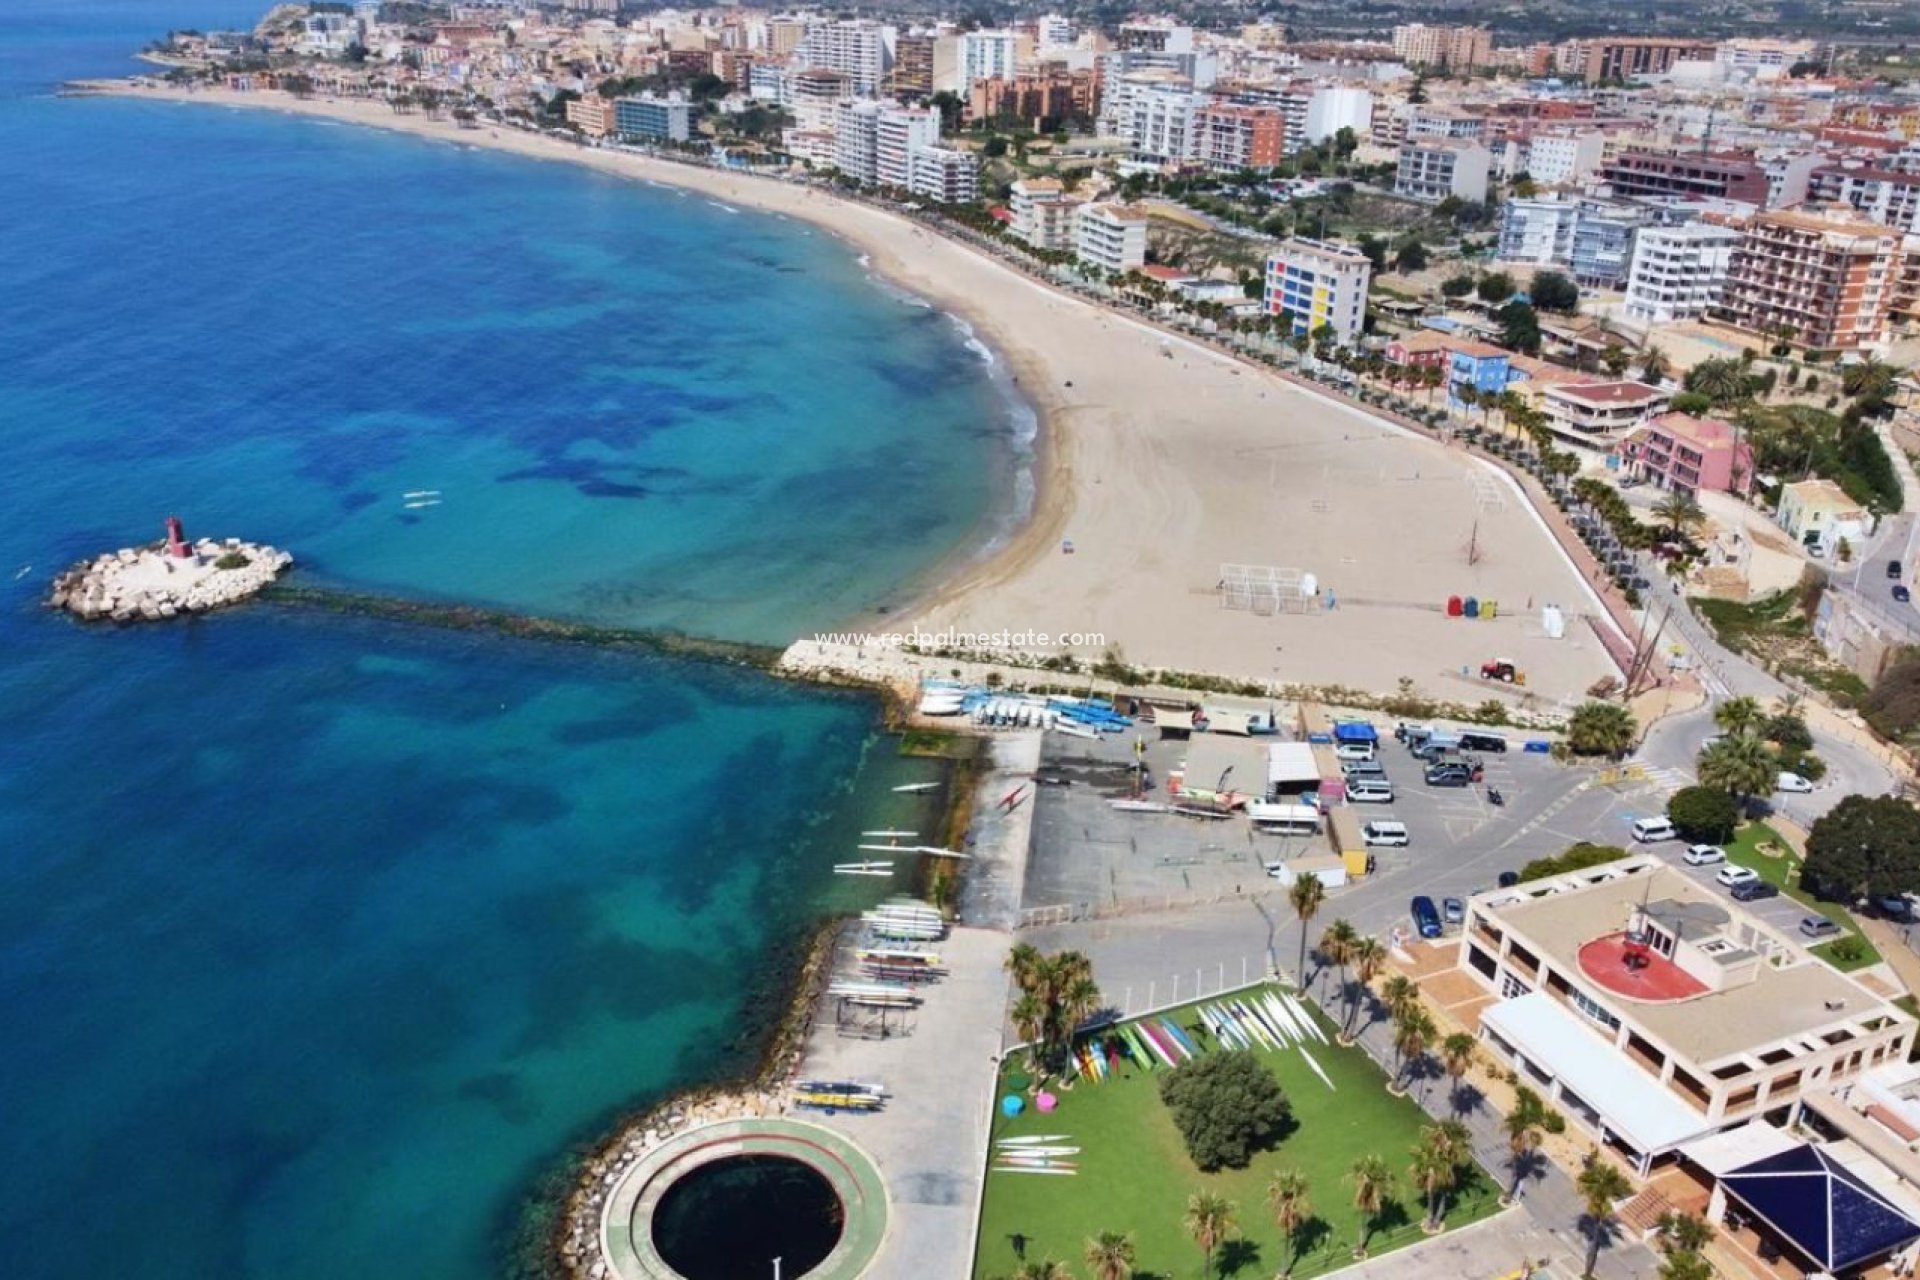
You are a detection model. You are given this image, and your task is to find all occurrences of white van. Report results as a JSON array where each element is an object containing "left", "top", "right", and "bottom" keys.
[
  {"left": 1335, "top": 742, "right": 1376, "bottom": 762},
  {"left": 1349, "top": 779, "right": 1395, "bottom": 804},
  {"left": 1631, "top": 816, "right": 1677, "bottom": 843},
  {"left": 1363, "top": 820, "right": 1410, "bottom": 847}
]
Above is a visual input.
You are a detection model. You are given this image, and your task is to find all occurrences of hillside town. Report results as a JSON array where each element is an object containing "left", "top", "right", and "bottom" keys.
[{"left": 115, "top": 7, "right": 1920, "bottom": 1280}]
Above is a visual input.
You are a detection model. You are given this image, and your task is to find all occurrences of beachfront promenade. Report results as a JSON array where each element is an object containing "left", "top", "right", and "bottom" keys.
[{"left": 795, "top": 733, "right": 1040, "bottom": 1278}]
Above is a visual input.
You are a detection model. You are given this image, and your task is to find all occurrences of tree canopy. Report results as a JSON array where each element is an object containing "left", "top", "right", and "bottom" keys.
[
  {"left": 1440, "top": 272, "right": 1476, "bottom": 299},
  {"left": 1498, "top": 300, "right": 1542, "bottom": 356},
  {"left": 1529, "top": 270, "right": 1580, "bottom": 314},
  {"left": 1864, "top": 649, "right": 1920, "bottom": 744},
  {"left": 1668, "top": 785, "right": 1739, "bottom": 844},
  {"left": 1476, "top": 271, "right": 1516, "bottom": 304},
  {"left": 1804, "top": 796, "right": 1920, "bottom": 903},
  {"left": 1566, "top": 700, "right": 1636, "bottom": 756},
  {"left": 1518, "top": 842, "right": 1631, "bottom": 882},
  {"left": 1159, "top": 1049, "right": 1293, "bottom": 1172}
]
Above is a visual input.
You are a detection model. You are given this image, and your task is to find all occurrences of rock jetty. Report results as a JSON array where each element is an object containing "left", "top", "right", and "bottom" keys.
[{"left": 49, "top": 537, "right": 293, "bottom": 622}]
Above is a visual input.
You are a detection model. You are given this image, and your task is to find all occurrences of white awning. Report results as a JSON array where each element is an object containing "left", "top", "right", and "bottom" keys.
[
  {"left": 1267, "top": 742, "right": 1320, "bottom": 787},
  {"left": 1483, "top": 993, "right": 1714, "bottom": 1155},
  {"left": 1679, "top": 1124, "right": 1803, "bottom": 1178}
]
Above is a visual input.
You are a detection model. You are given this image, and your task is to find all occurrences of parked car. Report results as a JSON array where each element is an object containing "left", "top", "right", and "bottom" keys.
[
  {"left": 1896, "top": 584, "right": 1912, "bottom": 604},
  {"left": 1716, "top": 865, "right": 1761, "bottom": 888},
  {"left": 1683, "top": 844, "right": 1726, "bottom": 866},
  {"left": 1497, "top": 870, "right": 1520, "bottom": 888},
  {"left": 1362, "top": 821, "right": 1410, "bottom": 847},
  {"left": 1342, "top": 758, "right": 1387, "bottom": 778},
  {"left": 1776, "top": 771, "right": 1815, "bottom": 794},
  {"left": 1798, "top": 917, "right": 1843, "bottom": 941},
  {"left": 1459, "top": 731, "right": 1508, "bottom": 753},
  {"left": 1425, "top": 762, "right": 1480, "bottom": 787},
  {"left": 1411, "top": 895, "right": 1443, "bottom": 939},
  {"left": 1731, "top": 880, "right": 1780, "bottom": 902},
  {"left": 1890, "top": 560, "right": 1904, "bottom": 580},
  {"left": 1631, "top": 816, "right": 1677, "bottom": 843},
  {"left": 1335, "top": 742, "right": 1375, "bottom": 762},
  {"left": 1628, "top": 576, "right": 1652, "bottom": 591},
  {"left": 1443, "top": 896, "right": 1466, "bottom": 924}
]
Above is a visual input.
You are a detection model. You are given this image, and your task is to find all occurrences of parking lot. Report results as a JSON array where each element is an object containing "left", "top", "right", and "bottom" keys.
[{"left": 1015, "top": 718, "right": 1836, "bottom": 950}]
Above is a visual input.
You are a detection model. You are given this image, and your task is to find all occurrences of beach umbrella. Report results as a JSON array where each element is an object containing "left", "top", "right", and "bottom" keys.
[
  {"left": 1036, "top": 1092, "right": 1058, "bottom": 1113},
  {"left": 1001, "top": 1095, "right": 1025, "bottom": 1117}
]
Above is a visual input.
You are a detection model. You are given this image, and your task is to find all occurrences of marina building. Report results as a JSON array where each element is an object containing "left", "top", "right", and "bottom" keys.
[
  {"left": 1461, "top": 857, "right": 1914, "bottom": 1177},
  {"left": 1624, "top": 222, "right": 1743, "bottom": 324},
  {"left": 1264, "top": 237, "right": 1372, "bottom": 343},
  {"left": 1074, "top": 203, "right": 1150, "bottom": 274},
  {"left": 1712, "top": 209, "right": 1907, "bottom": 352},
  {"left": 613, "top": 94, "right": 691, "bottom": 144}
]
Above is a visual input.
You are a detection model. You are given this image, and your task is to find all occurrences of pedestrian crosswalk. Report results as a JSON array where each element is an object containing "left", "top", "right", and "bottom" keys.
[{"left": 1625, "top": 761, "right": 1694, "bottom": 796}]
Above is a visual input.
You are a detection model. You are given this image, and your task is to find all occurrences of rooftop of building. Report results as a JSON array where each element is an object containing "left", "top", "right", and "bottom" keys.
[
  {"left": 1755, "top": 207, "right": 1907, "bottom": 240},
  {"left": 1548, "top": 380, "right": 1668, "bottom": 406},
  {"left": 1781, "top": 476, "right": 1870, "bottom": 512},
  {"left": 1647, "top": 411, "right": 1745, "bottom": 448},
  {"left": 1480, "top": 859, "right": 1898, "bottom": 1063}
]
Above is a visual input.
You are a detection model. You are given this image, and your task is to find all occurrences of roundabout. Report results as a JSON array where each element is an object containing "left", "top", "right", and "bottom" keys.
[{"left": 600, "top": 1117, "right": 889, "bottom": 1280}]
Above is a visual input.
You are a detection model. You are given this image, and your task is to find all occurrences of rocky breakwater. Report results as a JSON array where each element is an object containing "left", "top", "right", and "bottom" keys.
[{"left": 49, "top": 538, "right": 293, "bottom": 622}]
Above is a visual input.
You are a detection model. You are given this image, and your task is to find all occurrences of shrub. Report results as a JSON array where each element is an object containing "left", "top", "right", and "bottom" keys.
[
  {"left": 1668, "top": 786, "right": 1739, "bottom": 844},
  {"left": 1518, "top": 842, "right": 1630, "bottom": 883},
  {"left": 1828, "top": 936, "right": 1868, "bottom": 964},
  {"left": 1158, "top": 1048, "right": 1293, "bottom": 1172},
  {"left": 213, "top": 551, "right": 250, "bottom": 571}
]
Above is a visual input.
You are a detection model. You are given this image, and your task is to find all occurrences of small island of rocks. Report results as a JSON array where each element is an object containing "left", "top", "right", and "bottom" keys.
[{"left": 50, "top": 515, "right": 293, "bottom": 622}]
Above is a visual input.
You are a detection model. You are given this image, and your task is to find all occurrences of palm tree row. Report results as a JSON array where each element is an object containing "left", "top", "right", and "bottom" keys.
[{"left": 1314, "top": 916, "right": 1387, "bottom": 1041}]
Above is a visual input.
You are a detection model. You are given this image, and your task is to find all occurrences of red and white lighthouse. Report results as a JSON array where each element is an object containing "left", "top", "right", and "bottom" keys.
[{"left": 164, "top": 514, "right": 192, "bottom": 559}]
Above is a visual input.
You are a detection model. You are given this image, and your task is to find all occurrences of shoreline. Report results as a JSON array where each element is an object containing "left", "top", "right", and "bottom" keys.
[{"left": 65, "top": 79, "right": 1073, "bottom": 644}]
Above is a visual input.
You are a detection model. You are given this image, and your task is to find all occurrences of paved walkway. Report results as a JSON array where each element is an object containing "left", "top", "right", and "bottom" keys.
[{"left": 796, "top": 732, "right": 1040, "bottom": 1280}]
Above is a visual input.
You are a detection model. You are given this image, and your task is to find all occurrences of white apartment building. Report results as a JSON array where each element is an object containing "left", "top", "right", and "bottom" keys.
[
  {"left": 959, "top": 29, "right": 1020, "bottom": 90},
  {"left": 798, "top": 18, "right": 890, "bottom": 97},
  {"left": 908, "top": 145, "right": 979, "bottom": 204},
  {"left": 1304, "top": 85, "right": 1373, "bottom": 146},
  {"left": 1526, "top": 131, "right": 1606, "bottom": 186},
  {"left": 747, "top": 62, "right": 791, "bottom": 106},
  {"left": 1396, "top": 139, "right": 1491, "bottom": 203},
  {"left": 832, "top": 99, "right": 883, "bottom": 183},
  {"left": 1624, "top": 222, "right": 1743, "bottom": 324},
  {"left": 1009, "top": 178, "right": 1075, "bottom": 251},
  {"left": 1126, "top": 83, "right": 1210, "bottom": 165},
  {"left": 1498, "top": 196, "right": 1580, "bottom": 266},
  {"left": 1074, "top": 203, "right": 1149, "bottom": 273},
  {"left": 875, "top": 104, "right": 939, "bottom": 188},
  {"left": 1035, "top": 13, "right": 1074, "bottom": 51},
  {"left": 788, "top": 67, "right": 852, "bottom": 133},
  {"left": 1265, "top": 237, "right": 1372, "bottom": 343}
]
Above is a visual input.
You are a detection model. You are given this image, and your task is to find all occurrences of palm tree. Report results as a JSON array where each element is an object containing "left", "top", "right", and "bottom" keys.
[
  {"left": 1576, "top": 1157, "right": 1634, "bottom": 1278},
  {"left": 1011, "top": 992, "right": 1047, "bottom": 1071},
  {"left": 1658, "top": 1251, "right": 1714, "bottom": 1280},
  {"left": 1712, "top": 695, "right": 1764, "bottom": 737},
  {"left": 1501, "top": 1086, "right": 1549, "bottom": 1204},
  {"left": 1341, "top": 936, "right": 1386, "bottom": 1041},
  {"left": 1655, "top": 1211, "right": 1713, "bottom": 1256},
  {"left": 1639, "top": 344, "right": 1671, "bottom": 385},
  {"left": 1697, "top": 733, "right": 1774, "bottom": 808},
  {"left": 1347, "top": 1155, "right": 1394, "bottom": 1257},
  {"left": 1379, "top": 973, "right": 1419, "bottom": 1023},
  {"left": 1688, "top": 357, "right": 1751, "bottom": 409},
  {"left": 1320, "top": 918, "right": 1358, "bottom": 993},
  {"left": 1184, "top": 1191, "right": 1237, "bottom": 1280},
  {"left": 1652, "top": 489, "right": 1704, "bottom": 539},
  {"left": 1008, "top": 1261, "right": 1074, "bottom": 1280},
  {"left": 1566, "top": 701, "right": 1637, "bottom": 758},
  {"left": 1083, "top": 1230, "right": 1136, "bottom": 1280},
  {"left": 1439, "top": 1032, "right": 1478, "bottom": 1115},
  {"left": 1266, "top": 1169, "right": 1313, "bottom": 1278},
  {"left": 1391, "top": 1006, "right": 1436, "bottom": 1092},
  {"left": 1289, "top": 872, "right": 1325, "bottom": 983},
  {"left": 1411, "top": 1120, "right": 1470, "bottom": 1229}
]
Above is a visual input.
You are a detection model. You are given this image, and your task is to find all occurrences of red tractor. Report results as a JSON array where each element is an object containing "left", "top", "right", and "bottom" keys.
[{"left": 1480, "top": 659, "right": 1521, "bottom": 683}]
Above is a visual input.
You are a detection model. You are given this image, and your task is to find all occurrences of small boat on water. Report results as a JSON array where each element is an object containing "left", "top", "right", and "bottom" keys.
[
  {"left": 892, "top": 782, "right": 939, "bottom": 793},
  {"left": 403, "top": 499, "right": 441, "bottom": 510},
  {"left": 402, "top": 490, "right": 441, "bottom": 499},
  {"left": 862, "top": 829, "right": 916, "bottom": 838},
  {"left": 835, "top": 861, "right": 894, "bottom": 876}
]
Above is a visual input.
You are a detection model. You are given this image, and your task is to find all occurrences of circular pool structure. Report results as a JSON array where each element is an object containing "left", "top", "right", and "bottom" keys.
[
  {"left": 651, "top": 1154, "right": 843, "bottom": 1277},
  {"left": 600, "top": 1118, "right": 888, "bottom": 1280}
]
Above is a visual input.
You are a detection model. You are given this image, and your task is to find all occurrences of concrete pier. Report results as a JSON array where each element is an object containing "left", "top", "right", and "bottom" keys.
[{"left": 49, "top": 536, "right": 291, "bottom": 622}]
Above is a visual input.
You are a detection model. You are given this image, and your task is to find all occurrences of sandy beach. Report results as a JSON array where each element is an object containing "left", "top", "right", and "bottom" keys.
[{"left": 79, "top": 82, "right": 1621, "bottom": 705}]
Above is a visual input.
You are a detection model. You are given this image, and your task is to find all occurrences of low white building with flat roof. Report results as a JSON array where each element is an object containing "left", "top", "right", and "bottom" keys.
[{"left": 1461, "top": 856, "right": 1914, "bottom": 1177}]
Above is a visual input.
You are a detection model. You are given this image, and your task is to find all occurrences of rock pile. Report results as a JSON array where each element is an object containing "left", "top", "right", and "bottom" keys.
[{"left": 48, "top": 538, "right": 293, "bottom": 622}]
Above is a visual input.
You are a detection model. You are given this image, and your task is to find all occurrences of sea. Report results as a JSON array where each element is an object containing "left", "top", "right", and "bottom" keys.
[{"left": 0, "top": 5, "right": 1016, "bottom": 1277}]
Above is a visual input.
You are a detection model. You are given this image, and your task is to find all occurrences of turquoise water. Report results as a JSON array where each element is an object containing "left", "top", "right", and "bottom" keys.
[{"left": 0, "top": 6, "right": 988, "bottom": 1277}]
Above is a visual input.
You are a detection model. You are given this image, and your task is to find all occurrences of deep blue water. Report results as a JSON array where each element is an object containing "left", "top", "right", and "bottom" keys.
[{"left": 0, "top": 6, "right": 992, "bottom": 1277}]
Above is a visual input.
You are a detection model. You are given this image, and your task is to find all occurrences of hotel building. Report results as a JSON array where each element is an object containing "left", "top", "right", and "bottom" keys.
[
  {"left": 613, "top": 94, "right": 691, "bottom": 144},
  {"left": 1264, "top": 237, "right": 1371, "bottom": 343},
  {"left": 1462, "top": 857, "right": 1914, "bottom": 1177},
  {"left": 1712, "top": 209, "right": 1906, "bottom": 352}
]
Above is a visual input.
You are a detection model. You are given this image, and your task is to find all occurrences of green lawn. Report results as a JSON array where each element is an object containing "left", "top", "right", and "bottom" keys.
[
  {"left": 1721, "top": 824, "right": 1881, "bottom": 972},
  {"left": 973, "top": 988, "right": 1501, "bottom": 1280}
]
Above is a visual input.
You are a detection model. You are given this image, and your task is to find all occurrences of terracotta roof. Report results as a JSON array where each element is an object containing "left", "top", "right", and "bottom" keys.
[
  {"left": 1649, "top": 412, "right": 1743, "bottom": 448},
  {"left": 1550, "top": 380, "right": 1667, "bottom": 406},
  {"left": 1142, "top": 264, "right": 1194, "bottom": 282}
]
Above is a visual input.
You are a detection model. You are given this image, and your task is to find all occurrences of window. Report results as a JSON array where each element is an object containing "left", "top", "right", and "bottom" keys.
[
  {"left": 1500, "top": 972, "right": 1531, "bottom": 999},
  {"left": 1571, "top": 987, "right": 1621, "bottom": 1032}
]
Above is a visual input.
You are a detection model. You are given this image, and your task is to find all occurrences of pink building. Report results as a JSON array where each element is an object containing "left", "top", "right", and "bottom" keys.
[{"left": 1623, "top": 413, "right": 1754, "bottom": 498}]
